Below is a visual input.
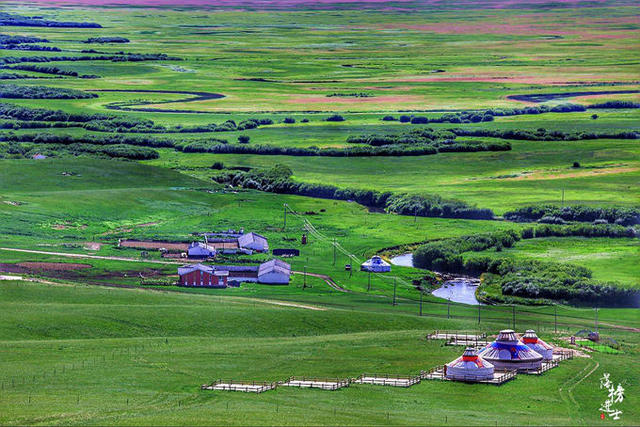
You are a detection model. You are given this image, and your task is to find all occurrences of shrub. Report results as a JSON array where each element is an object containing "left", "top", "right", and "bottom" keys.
[
  {"left": 237, "top": 135, "right": 250, "bottom": 144},
  {"left": 325, "top": 114, "right": 345, "bottom": 122},
  {"left": 283, "top": 117, "right": 296, "bottom": 124},
  {"left": 211, "top": 161, "right": 224, "bottom": 170}
]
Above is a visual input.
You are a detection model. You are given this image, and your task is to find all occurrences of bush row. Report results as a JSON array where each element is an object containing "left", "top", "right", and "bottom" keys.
[
  {"left": 213, "top": 165, "right": 494, "bottom": 220},
  {"left": 0, "top": 84, "right": 96, "bottom": 99},
  {"left": 483, "top": 259, "right": 639, "bottom": 307},
  {"left": 414, "top": 224, "right": 635, "bottom": 271},
  {"left": 3, "top": 64, "right": 98, "bottom": 78},
  {"left": 450, "top": 127, "right": 639, "bottom": 141},
  {"left": 505, "top": 205, "right": 640, "bottom": 226},
  {"left": 0, "top": 12, "right": 102, "bottom": 28},
  {"left": 0, "top": 53, "right": 180, "bottom": 66}
]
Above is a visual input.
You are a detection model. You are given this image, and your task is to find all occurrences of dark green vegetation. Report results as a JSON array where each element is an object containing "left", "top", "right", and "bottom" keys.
[
  {"left": 0, "top": 83, "right": 96, "bottom": 99},
  {"left": 0, "top": 0, "right": 638, "bottom": 424},
  {"left": 413, "top": 225, "right": 638, "bottom": 305}
]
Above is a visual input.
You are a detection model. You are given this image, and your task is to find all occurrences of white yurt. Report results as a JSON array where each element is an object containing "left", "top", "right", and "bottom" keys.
[
  {"left": 445, "top": 347, "right": 495, "bottom": 381},
  {"left": 522, "top": 329, "right": 554, "bottom": 360},
  {"left": 478, "top": 329, "right": 543, "bottom": 371},
  {"left": 360, "top": 256, "right": 391, "bottom": 272}
]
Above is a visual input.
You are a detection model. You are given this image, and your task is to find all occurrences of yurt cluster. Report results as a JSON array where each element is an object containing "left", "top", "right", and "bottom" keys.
[
  {"left": 202, "top": 329, "right": 571, "bottom": 394},
  {"left": 430, "top": 329, "right": 563, "bottom": 385}
]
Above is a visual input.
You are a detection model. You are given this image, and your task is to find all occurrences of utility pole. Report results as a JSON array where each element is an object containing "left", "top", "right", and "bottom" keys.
[
  {"left": 512, "top": 305, "right": 516, "bottom": 330},
  {"left": 303, "top": 265, "right": 307, "bottom": 289},
  {"left": 283, "top": 203, "right": 287, "bottom": 230},
  {"left": 392, "top": 278, "right": 397, "bottom": 306},
  {"left": 367, "top": 271, "right": 371, "bottom": 292},
  {"left": 333, "top": 238, "right": 336, "bottom": 266},
  {"left": 554, "top": 305, "right": 557, "bottom": 334},
  {"left": 419, "top": 292, "right": 423, "bottom": 316}
]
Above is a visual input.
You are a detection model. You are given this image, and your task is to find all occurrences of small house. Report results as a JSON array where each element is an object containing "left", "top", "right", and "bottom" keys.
[
  {"left": 188, "top": 242, "right": 216, "bottom": 259},
  {"left": 361, "top": 256, "right": 391, "bottom": 273},
  {"left": 238, "top": 232, "right": 269, "bottom": 252},
  {"left": 177, "top": 264, "right": 228, "bottom": 287}
]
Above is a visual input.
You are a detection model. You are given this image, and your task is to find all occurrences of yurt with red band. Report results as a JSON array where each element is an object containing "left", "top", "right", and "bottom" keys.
[
  {"left": 478, "top": 329, "right": 543, "bottom": 371},
  {"left": 445, "top": 347, "right": 495, "bottom": 381},
  {"left": 522, "top": 329, "right": 554, "bottom": 360}
]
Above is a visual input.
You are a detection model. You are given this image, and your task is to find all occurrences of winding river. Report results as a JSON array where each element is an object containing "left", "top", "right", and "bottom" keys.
[
  {"left": 88, "top": 89, "right": 225, "bottom": 113},
  {"left": 390, "top": 253, "right": 481, "bottom": 305}
]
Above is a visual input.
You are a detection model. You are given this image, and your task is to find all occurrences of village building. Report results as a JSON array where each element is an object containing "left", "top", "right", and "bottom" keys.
[
  {"left": 177, "top": 264, "right": 229, "bottom": 287},
  {"left": 522, "top": 330, "right": 554, "bottom": 360},
  {"left": 445, "top": 347, "right": 495, "bottom": 382},
  {"left": 187, "top": 242, "right": 217, "bottom": 259},
  {"left": 257, "top": 259, "right": 291, "bottom": 284},
  {"left": 478, "top": 329, "right": 543, "bottom": 371},
  {"left": 238, "top": 232, "right": 269, "bottom": 252},
  {"left": 361, "top": 256, "right": 391, "bottom": 272},
  {"left": 177, "top": 259, "right": 290, "bottom": 287}
]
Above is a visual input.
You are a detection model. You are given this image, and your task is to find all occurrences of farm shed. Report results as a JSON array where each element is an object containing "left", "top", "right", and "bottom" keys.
[
  {"left": 522, "top": 330, "right": 554, "bottom": 360},
  {"left": 272, "top": 248, "right": 299, "bottom": 257},
  {"left": 211, "top": 264, "right": 259, "bottom": 284},
  {"left": 478, "top": 330, "right": 543, "bottom": 371},
  {"left": 188, "top": 242, "right": 216, "bottom": 259},
  {"left": 238, "top": 232, "right": 269, "bottom": 252},
  {"left": 361, "top": 256, "right": 391, "bottom": 272},
  {"left": 445, "top": 347, "right": 495, "bottom": 382},
  {"left": 178, "top": 264, "right": 228, "bottom": 287},
  {"left": 257, "top": 259, "right": 291, "bottom": 284}
]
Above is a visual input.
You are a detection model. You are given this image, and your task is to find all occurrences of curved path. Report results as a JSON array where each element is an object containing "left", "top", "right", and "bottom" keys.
[
  {"left": 88, "top": 89, "right": 225, "bottom": 113},
  {"left": 507, "top": 90, "right": 639, "bottom": 103}
]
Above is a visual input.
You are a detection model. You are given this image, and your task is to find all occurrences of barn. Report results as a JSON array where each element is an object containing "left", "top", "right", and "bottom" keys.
[
  {"left": 257, "top": 259, "right": 291, "bottom": 284},
  {"left": 187, "top": 242, "right": 216, "bottom": 259},
  {"left": 177, "top": 264, "right": 228, "bottom": 287},
  {"left": 238, "top": 232, "right": 269, "bottom": 252}
]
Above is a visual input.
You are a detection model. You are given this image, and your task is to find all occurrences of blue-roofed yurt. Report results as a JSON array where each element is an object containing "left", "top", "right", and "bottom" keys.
[
  {"left": 445, "top": 347, "right": 494, "bottom": 382},
  {"left": 479, "top": 329, "right": 543, "bottom": 371},
  {"left": 360, "top": 256, "right": 391, "bottom": 272},
  {"left": 522, "top": 330, "right": 554, "bottom": 360}
]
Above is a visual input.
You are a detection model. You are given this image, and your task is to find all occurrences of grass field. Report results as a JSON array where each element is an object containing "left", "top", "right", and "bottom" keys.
[{"left": 1, "top": 0, "right": 639, "bottom": 424}]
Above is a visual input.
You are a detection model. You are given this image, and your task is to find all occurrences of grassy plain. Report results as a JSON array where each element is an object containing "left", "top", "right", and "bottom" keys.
[{"left": 0, "top": 0, "right": 639, "bottom": 425}]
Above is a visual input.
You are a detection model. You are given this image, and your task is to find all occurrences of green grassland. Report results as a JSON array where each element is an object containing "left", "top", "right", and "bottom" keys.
[
  {"left": 1, "top": 280, "right": 639, "bottom": 426},
  {"left": 1, "top": 1, "right": 639, "bottom": 425},
  {"left": 467, "top": 237, "right": 640, "bottom": 286}
]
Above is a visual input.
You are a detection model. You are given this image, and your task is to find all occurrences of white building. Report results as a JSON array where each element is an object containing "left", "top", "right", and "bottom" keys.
[
  {"left": 238, "top": 232, "right": 269, "bottom": 252},
  {"left": 257, "top": 259, "right": 291, "bottom": 284},
  {"left": 479, "top": 329, "right": 543, "bottom": 371},
  {"left": 522, "top": 330, "right": 554, "bottom": 360},
  {"left": 361, "top": 256, "right": 391, "bottom": 272},
  {"left": 445, "top": 347, "right": 495, "bottom": 382},
  {"left": 187, "top": 242, "right": 216, "bottom": 259}
]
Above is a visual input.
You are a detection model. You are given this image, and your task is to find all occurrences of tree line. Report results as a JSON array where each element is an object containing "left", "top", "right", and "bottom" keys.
[
  {"left": 412, "top": 225, "right": 638, "bottom": 306},
  {"left": 213, "top": 164, "right": 495, "bottom": 220},
  {"left": 504, "top": 205, "right": 640, "bottom": 226},
  {"left": 0, "top": 12, "right": 101, "bottom": 28},
  {"left": 0, "top": 84, "right": 97, "bottom": 99}
]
